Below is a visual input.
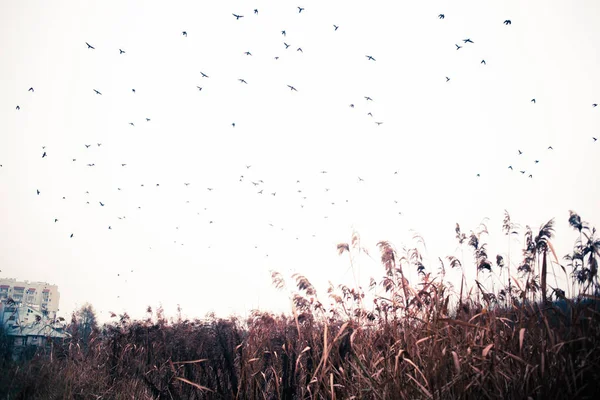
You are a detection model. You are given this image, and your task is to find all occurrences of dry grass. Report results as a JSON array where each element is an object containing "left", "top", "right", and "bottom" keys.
[{"left": 1, "top": 213, "right": 600, "bottom": 399}]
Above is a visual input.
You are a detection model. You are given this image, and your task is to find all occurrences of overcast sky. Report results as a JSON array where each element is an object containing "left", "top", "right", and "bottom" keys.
[{"left": 1, "top": 0, "right": 599, "bottom": 322}]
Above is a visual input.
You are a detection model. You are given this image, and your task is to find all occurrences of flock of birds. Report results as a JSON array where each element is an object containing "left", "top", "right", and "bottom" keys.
[{"left": 4, "top": 6, "right": 599, "bottom": 284}]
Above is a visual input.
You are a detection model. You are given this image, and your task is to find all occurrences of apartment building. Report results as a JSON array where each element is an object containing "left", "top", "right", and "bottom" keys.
[{"left": 0, "top": 278, "right": 60, "bottom": 319}]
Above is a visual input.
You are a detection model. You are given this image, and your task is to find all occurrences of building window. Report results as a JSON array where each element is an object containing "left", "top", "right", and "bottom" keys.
[
  {"left": 0, "top": 286, "right": 8, "bottom": 300},
  {"left": 26, "top": 289, "right": 36, "bottom": 303},
  {"left": 42, "top": 291, "right": 50, "bottom": 302},
  {"left": 13, "top": 287, "right": 24, "bottom": 302}
]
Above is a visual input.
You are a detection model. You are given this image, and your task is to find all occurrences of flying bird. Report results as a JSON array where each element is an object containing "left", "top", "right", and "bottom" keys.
[
  {"left": 518, "top": 150, "right": 523, "bottom": 155},
  {"left": 375, "top": 122, "right": 383, "bottom": 125},
  {"left": 93, "top": 89, "right": 102, "bottom": 95},
  {"left": 196, "top": 86, "right": 202, "bottom": 91},
  {"left": 16, "top": 105, "right": 20, "bottom": 110},
  {"left": 200, "top": 72, "right": 209, "bottom": 78},
  {"left": 37, "top": 190, "right": 40, "bottom": 195},
  {"left": 146, "top": 118, "right": 151, "bottom": 121},
  {"left": 529, "top": 174, "right": 533, "bottom": 178},
  {"left": 70, "top": 234, "right": 73, "bottom": 238},
  {"left": 244, "top": 51, "right": 252, "bottom": 56},
  {"left": 476, "top": 174, "right": 480, "bottom": 177},
  {"left": 232, "top": 13, "right": 244, "bottom": 19},
  {"left": 438, "top": 14, "right": 445, "bottom": 19},
  {"left": 284, "top": 42, "right": 290, "bottom": 49},
  {"left": 99, "top": 202, "right": 105, "bottom": 206},
  {"left": 28, "top": 87, "right": 34, "bottom": 92},
  {"left": 508, "top": 166, "right": 513, "bottom": 170},
  {"left": 366, "top": 55, "right": 376, "bottom": 61},
  {"left": 85, "top": 42, "right": 95, "bottom": 49},
  {"left": 254, "top": 9, "right": 258, "bottom": 14},
  {"left": 463, "top": 38, "right": 474, "bottom": 43},
  {"left": 531, "top": 98, "right": 536, "bottom": 103},
  {"left": 298, "top": 7, "right": 304, "bottom": 13},
  {"left": 42, "top": 152, "right": 47, "bottom": 158},
  {"left": 281, "top": 30, "right": 286, "bottom": 36},
  {"left": 182, "top": 31, "right": 187, "bottom": 36},
  {"left": 504, "top": 20, "right": 512, "bottom": 25},
  {"left": 446, "top": 76, "right": 450, "bottom": 82},
  {"left": 297, "top": 47, "right": 303, "bottom": 52},
  {"left": 238, "top": 79, "right": 248, "bottom": 84},
  {"left": 85, "top": 144, "right": 91, "bottom": 148},
  {"left": 364, "top": 96, "right": 373, "bottom": 101},
  {"left": 593, "top": 104, "right": 598, "bottom": 107},
  {"left": 520, "top": 171, "right": 526, "bottom": 174},
  {"left": 481, "top": 60, "right": 486, "bottom": 65},
  {"left": 287, "top": 85, "right": 297, "bottom": 91},
  {"left": 534, "top": 160, "right": 539, "bottom": 164},
  {"left": 119, "top": 49, "right": 125, "bottom": 54},
  {"left": 129, "top": 122, "right": 134, "bottom": 126},
  {"left": 132, "top": 89, "right": 136, "bottom": 93},
  {"left": 594, "top": 137, "right": 598, "bottom": 142},
  {"left": 548, "top": 146, "right": 553, "bottom": 150},
  {"left": 455, "top": 44, "right": 462, "bottom": 50},
  {"left": 333, "top": 25, "right": 339, "bottom": 30}
]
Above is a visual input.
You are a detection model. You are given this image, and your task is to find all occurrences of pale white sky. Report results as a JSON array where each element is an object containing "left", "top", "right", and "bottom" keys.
[{"left": 1, "top": 0, "right": 599, "bottom": 322}]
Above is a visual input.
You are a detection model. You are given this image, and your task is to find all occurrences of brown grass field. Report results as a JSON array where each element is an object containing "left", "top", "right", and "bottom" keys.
[{"left": 1, "top": 211, "right": 599, "bottom": 399}]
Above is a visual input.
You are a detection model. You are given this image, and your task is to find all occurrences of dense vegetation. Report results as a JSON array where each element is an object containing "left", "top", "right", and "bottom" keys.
[{"left": 1, "top": 210, "right": 599, "bottom": 399}]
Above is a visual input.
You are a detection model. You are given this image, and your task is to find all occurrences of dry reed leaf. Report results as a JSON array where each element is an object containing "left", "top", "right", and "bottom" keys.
[
  {"left": 248, "top": 358, "right": 260, "bottom": 363},
  {"left": 482, "top": 343, "right": 494, "bottom": 358},
  {"left": 175, "top": 377, "right": 214, "bottom": 392},
  {"left": 301, "top": 346, "right": 311, "bottom": 354},
  {"left": 404, "top": 357, "right": 429, "bottom": 387},
  {"left": 330, "top": 373, "right": 335, "bottom": 400},
  {"left": 451, "top": 351, "right": 460, "bottom": 374},
  {"left": 172, "top": 359, "right": 208, "bottom": 365},
  {"left": 406, "top": 373, "right": 433, "bottom": 399},
  {"left": 439, "top": 318, "right": 486, "bottom": 330},
  {"left": 416, "top": 336, "right": 432, "bottom": 345},
  {"left": 519, "top": 328, "right": 526, "bottom": 353}
]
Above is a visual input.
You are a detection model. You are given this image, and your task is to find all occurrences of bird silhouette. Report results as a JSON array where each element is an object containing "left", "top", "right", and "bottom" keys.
[
  {"left": 200, "top": 72, "right": 209, "bottom": 78},
  {"left": 121, "top": 163, "right": 126, "bottom": 166},
  {"left": 504, "top": 20, "right": 512, "bottom": 25},
  {"left": 548, "top": 146, "right": 553, "bottom": 150},
  {"left": 366, "top": 55, "right": 376, "bottom": 61},
  {"left": 132, "top": 89, "right": 136, "bottom": 93},
  {"left": 593, "top": 104, "right": 598, "bottom": 107},
  {"left": 446, "top": 76, "right": 450, "bottom": 82},
  {"left": 99, "top": 202, "right": 104, "bottom": 206},
  {"left": 358, "top": 177, "right": 364, "bottom": 182},
  {"left": 298, "top": 7, "right": 304, "bottom": 13},
  {"left": 520, "top": 170, "right": 526, "bottom": 174},
  {"left": 481, "top": 60, "right": 486, "bottom": 65},
  {"left": 375, "top": 122, "right": 383, "bottom": 126},
  {"left": 594, "top": 137, "right": 598, "bottom": 142},
  {"left": 146, "top": 118, "right": 151, "bottom": 121},
  {"left": 28, "top": 87, "right": 34, "bottom": 92},
  {"left": 463, "top": 38, "right": 474, "bottom": 43},
  {"left": 281, "top": 30, "right": 286, "bottom": 36},
  {"left": 238, "top": 79, "right": 248, "bottom": 84},
  {"left": 297, "top": 47, "right": 303, "bottom": 52},
  {"left": 182, "top": 31, "right": 187, "bottom": 36},
  {"left": 287, "top": 85, "right": 297, "bottom": 91},
  {"left": 534, "top": 160, "right": 539, "bottom": 164},
  {"left": 54, "top": 219, "right": 58, "bottom": 223},
  {"left": 129, "top": 122, "right": 134, "bottom": 126},
  {"left": 531, "top": 99, "right": 536, "bottom": 103},
  {"left": 455, "top": 44, "right": 462, "bottom": 50},
  {"left": 333, "top": 25, "right": 339, "bottom": 30},
  {"left": 258, "top": 190, "right": 263, "bottom": 194},
  {"left": 42, "top": 152, "right": 47, "bottom": 158},
  {"left": 93, "top": 89, "right": 102, "bottom": 95},
  {"left": 365, "top": 96, "right": 373, "bottom": 101},
  {"left": 508, "top": 166, "right": 513, "bottom": 170},
  {"left": 246, "top": 165, "right": 251, "bottom": 169},
  {"left": 85, "top": 144, "right": 91, "bottom": 148},
  {"left": 438, "top": 14, "right": 445, "bottom": 19},
  {"left": 349, "top": 104, "right": 354, "bottom": 108},
  {"left": 119, "top": 49, "right": 125, "bottom": 54},
  {"left": 16, "top": 105, "right": 20, "bottom": 110},
  {"left": 196, "top": 86, "right": 202, "bottom": 91},
  {"left": 232, "top": 122, "right": 236, "bottom": 127},
  {"left": 70, "top": 233, "right": 74, "bottom": 238},
  {"left": 529, "top": 174, "right": 533, "bottom": 178},
  {"left": 207, "top": 188, "right": 213, "bottom": 191},
  {"left": 37, "top": 190, "right": 40, "bottom": 195},
  {"left": 284, "top": 42, "right": 290, "bottom": 49},
  {"left": 476, "top": 174, "right": 480, "bottom": 177},
  {"left": 86, "top": 42, "right": 95, "bottom": 49},
  {"left": 233, "top": 13, "right": 244, "bottom": 19},
  {"left": 254, "top": 9, "right": 258, "bottom": 14},
  {"left": 518, "top": 150, "right": 523, "bottom": 155},
  {"left": 244, "top": 51, "right": 252, "bottom": 56}
]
